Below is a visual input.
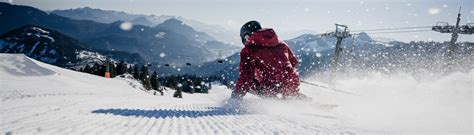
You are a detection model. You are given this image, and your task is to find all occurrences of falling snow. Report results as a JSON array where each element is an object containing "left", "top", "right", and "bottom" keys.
[
  {"left": 155, "top": 32, "right": 166, "bottom": 38},
  {"left": 428, "top": 7, "right": 441, "bottom": 15},
  {"left": 119, "top": 22, "right": 133, "bottom": 31}
]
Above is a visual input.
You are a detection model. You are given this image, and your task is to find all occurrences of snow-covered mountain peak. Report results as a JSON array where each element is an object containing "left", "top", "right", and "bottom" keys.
[{"left": 0, "top": 25, "right": 113, "bottom": 68}]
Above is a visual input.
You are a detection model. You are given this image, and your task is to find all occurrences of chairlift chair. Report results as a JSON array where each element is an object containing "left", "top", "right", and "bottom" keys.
[
  {"left": 434, "top": 22, "right": 454, "bottom": 33},
  {"left": 216, "top": 51, "right": 224, "bottom": 64},
  {"left": 443, "top": 25, "right": 455, "bottom": 33},
  {"left": 460, "top": 23, "right": 473, "bottom": 34},
  {"left": 432, "top": 22, "right": 448, "bottom": 32},
  {"left": 185, "top": 57, "right": 192, "bottom": 66}
]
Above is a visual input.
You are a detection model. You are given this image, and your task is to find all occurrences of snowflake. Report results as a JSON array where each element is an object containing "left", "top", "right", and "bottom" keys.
[
  {"left": 304, "top": 8, "right": 310, "bottom": 12},
  {"left": 155, "top": 32, "right": 166, "bottom": 38},
  {"left": 315, "top": 53, "right": 322, "bottom": 57},
  {"left": 120, "top": 22, "right": 133, "bottom": 31},
  {"left": 428, "top": 7, "right": 441, "bottom": 15}
]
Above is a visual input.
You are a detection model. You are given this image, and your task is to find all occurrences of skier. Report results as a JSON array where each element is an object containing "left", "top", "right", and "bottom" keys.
[{"left": 231, "top": 21, "right": 302, "bottom": 100}]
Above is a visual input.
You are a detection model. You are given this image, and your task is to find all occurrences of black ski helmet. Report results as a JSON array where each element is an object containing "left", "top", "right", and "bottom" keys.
[{"left": 240, "top": 20, "right": 262, "bottom": 44}]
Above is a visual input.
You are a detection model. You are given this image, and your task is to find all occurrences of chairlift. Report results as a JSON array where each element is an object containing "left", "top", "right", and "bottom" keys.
[
  {"left": 432, "top": 22, "right": 448, "bottom": 32},
  {"left": 444, "top": 25, "right": 455, "bottom": 33},
  {"left": 320, "top": 32, "right": 334, "bottom": 37},
  {"left": 185, "top": 57, "right": 192, "bottom": 66},
  {"left": 459, "top": 23, "right": 473, "bottom": 34},
  {"left": 216, "top": 51, "right": 224, "bottom": 63},
  {"left": 432, "top": 22, "right": 455, "bottom": 33},
  {"left": 468, "top": 23, "right": 474, "bottom": 34}
]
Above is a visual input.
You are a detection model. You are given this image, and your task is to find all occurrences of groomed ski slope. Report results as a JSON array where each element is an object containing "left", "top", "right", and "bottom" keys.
[
  {"left": 0, "top": 54, "right": 364, "bottom": 134},
  {"left": 0, "top": 54, "right": 471, "bottom": 135}
]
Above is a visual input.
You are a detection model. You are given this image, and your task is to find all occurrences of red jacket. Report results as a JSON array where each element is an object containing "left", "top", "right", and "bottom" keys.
[{"left": 234, "top": 28, "right": 300, "bottom": 98}]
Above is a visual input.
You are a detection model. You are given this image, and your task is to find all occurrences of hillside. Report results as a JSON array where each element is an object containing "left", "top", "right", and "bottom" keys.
[
  {"left": 0, "top": 3, "right": 233, "bottom": 64},
  {"left": 1, "top": 54, "right": 471, "bottom": 134},
  {"left": 0, "top": 54, "right": 360, "bottom": 134},
  {"left": 51, "top": 7, "right": 240, "bottom": 44}
]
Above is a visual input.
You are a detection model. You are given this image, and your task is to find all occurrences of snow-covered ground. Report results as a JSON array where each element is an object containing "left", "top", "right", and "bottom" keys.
[{"left": 0, "top": 54, "right": 472, "bottom": 134}]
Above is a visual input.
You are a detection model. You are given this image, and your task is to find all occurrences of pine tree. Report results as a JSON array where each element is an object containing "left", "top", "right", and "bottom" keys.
[
  {"left": 83, "top": 64, "right": 91, "bottom": 74},
  {"left": 157, "top": 76, "right": 163, "bottom": 95},
  {"left": 127, "top": 64, "right": 132, "bottom": 74},
  {"left": 140, "top": 65, "right": 152, "bottom": 90},
  {"left": 133, "top": 65, "right": 139, "bottom": 79},
  {"left": 92, "top": 63, "right": 103, "bottom": 76},
  {"left": 109, "top": 62, "right": 116, "bottom": 78},
  {"left": 116, "top": 61, "right": 127, "bottom": 75},
  {"left": 173, "top": 82, "right": 183, "bottom": 98},
  {"left": 151, "top": 71, "right": 158, "bottom": 90},
  {"left": 188, "top": 78, "right": 195, "bottom": 94}
]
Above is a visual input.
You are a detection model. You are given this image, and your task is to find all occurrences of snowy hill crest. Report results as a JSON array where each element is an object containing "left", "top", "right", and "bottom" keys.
[{"left": 0, "top": 54, "right": 56, "bottom": 76}]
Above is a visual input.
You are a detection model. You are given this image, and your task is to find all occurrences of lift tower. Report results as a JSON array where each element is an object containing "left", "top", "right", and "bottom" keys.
[
  {"left": 449, "top": 7, "right": 462, "bottom": 58},
  {"left": 322, "top": 24, "right": 352, "bottom": 81},
  {"left": 432, "top": 7, "right": 473, "bottom": 60}
]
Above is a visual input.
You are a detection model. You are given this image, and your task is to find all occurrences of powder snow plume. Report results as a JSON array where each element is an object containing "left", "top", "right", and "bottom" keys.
[{"left": 302, "top": 69, "right": 473, "bottom": 134}]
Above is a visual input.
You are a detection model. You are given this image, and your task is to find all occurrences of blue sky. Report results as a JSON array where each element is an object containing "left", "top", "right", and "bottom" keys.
[{"left": 3, "top": 0, "right": 473, "bottom": 42}]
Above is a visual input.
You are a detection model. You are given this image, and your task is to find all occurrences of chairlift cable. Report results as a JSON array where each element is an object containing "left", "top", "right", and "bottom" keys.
[
  {"left": 359, "top": 29, "right": 433, "bottom": 34},
  {"left": 351, "top": 26, "right": 433, "bottom": 32}
]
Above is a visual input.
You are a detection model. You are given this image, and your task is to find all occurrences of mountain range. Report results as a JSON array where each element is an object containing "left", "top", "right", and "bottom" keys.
[
  {"left": 0, "top": 25, "right": 113, "bottom": 68},
  {"left": 51, "top": 7, "right": 240, "bottom": 44},
  {"left": 0, "top": 2, "right": 236, "bottom": 65}
]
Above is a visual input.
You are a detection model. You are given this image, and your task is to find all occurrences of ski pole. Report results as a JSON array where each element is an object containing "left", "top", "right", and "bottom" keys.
[{"left": 300, "top": 80, "right": 358, "bottom": 96}]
